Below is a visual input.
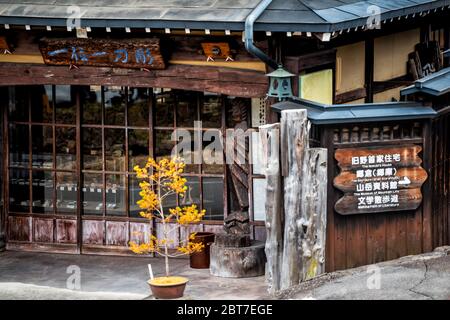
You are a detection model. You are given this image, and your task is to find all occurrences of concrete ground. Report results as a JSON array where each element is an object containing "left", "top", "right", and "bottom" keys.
[
  {"left": 0, "top": 251, "right": 269, "bottom": 300},
  {"left": 279, "top": 246, "right": 450, "bottom": 300},
  {"left": 0, "top": 247, "right": 449, "bottom": 300}
]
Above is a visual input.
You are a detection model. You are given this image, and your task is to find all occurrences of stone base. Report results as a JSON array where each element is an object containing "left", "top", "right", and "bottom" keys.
[{"left": 210, "top": 240, "right": 266, "bottom": 278}]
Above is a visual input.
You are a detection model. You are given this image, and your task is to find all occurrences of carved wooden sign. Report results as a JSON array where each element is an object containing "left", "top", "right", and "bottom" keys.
[
  {"left": 334, "top": 145, "right": 427, "bottom": 215},
  {"left": 39, "top": 38, "right": 165, "bottom": 69}
]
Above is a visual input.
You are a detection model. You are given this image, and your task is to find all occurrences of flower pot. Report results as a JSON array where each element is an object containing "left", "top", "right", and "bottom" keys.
[
  {"left": 147, "top": 276, "right": 189, "bottom": 299},
  {"left": 189, "top": 232, "right": 215, "bottom": 269}
]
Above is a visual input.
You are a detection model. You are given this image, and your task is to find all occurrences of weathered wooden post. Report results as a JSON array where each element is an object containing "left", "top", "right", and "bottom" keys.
[
  {"left": 260, "top": 123, "right": 282, "bottom": 293},
  {"left": 260, "top": 109, "right": 327, "bottom": 293}
]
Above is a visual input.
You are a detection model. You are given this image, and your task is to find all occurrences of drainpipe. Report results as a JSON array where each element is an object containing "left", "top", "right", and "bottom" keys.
[{"left": 244, "top": 0, "right": 279, "bottom": 70}]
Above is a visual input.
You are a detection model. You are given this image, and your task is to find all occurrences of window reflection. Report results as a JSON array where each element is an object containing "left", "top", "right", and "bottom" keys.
[
  {"left": 155, "top": 130, "right": 174, "bottom": 162},
  {"left": 31, "top": 85, "right": 53, "bottom": 123},
  {"left": 32, "top": 170, "right": 54, "bottom": 213},
  {"left": 9, "top": 86, "right": 29, "bottom": 122},
  {"left": 129, "top": 175, "right": 142, "bottom": 218},
  {"left": 106, "top": 174, "right": 126, "bottom": 216},
  {"left": 179, "top": 177, "right": 200, "bottom": 208},
  {"left": 176, "top": 90, "right": 198, "bottom": 127},
  {"left": 56, "top": 127, "right": 76, "bottom": 170},
  {"left": 154, "top": 88, "right": 175, "bottom": 127},
  {"left": 9, "top": 124, "right": 29, "bottom": 168},
  {"left": 105, "top": 128, "right": 126, "bottom": 172},
  {"left": 82, "top": 173, "right": 103, "bottom": 215},
  {"left": 81, "top": 86, "right": 102, "bottom": 125},
  {"left": 56, "top": 172, "right": 78, "bottom": 214},
  {"left": 9, "top": 169, "right": 30, "bottom": 212},
  {"left": 203, "top": 177, "right": 224, "bottom": 220},
  {"left": 32, "top": 125, "right": 53, "bottom": 169},
  {"left": 55, "top": 85, "right": 76, "bottom": 124},
  {"left": 104, "top": 86, "right": 125, "bottom": 126},
  {"left": 128, "top": 88, "right": 149, "bottom": 127},
  {"left": 83, "top": 127, "right": 102, "bottom": 170},
  {"left": 128, "top": 129, "right": 149, "bottom": 170},
  {"left": 202, "top": 94, "right": 222, "bottom": 128}
]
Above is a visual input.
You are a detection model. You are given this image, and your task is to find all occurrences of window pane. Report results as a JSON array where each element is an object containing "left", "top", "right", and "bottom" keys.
[
  {"left": 9, "top": 124, "right": 29, "bottom": 167},
  {"left": 9, "top": 86, "right": 29, "bottom": 122},
  {"left": 154, "top": 88, "right": 174, "bottom": 127},
  {"left": 202, "top": 93, "right": 222, "bottom": 128},
  {"left": 105, "top": 128, "right": 125, "bottom": 172},
  {"left": 104, "top": 86, "right": 125, "bottom": 126},
  {"left": 173, "top": 129, "right": 198, "bottom": 174},
  {"left": 56, "top": 172, "right": 78, "bottom": 214},
  {"left": 83, "top": 127, "right": 102, "bottom": 170},
  {"left": 202, "top": 129, "right": 224, "bottom": 174},
  {"left": 176, "top": 91, "right": 198, "bottom": 127},
  {"left": 82, "top": 173, "right": 103, "bottom": 215},
  {"left": 32, "top": 125, "right": 53, "bottom": 169},
  {"left": 179, "top": 176, "right": 200, "bottom": 208},
  {"left": 253, "top": 179, "right": 267, "bottom": 221},
  {"left": 9, "top": 169, "right": 30, "bottom": 212},
  {"left": 128, "top": 129, "right": 149, "bottom": 171},
  {"left": 55, "top": 85, "right": 76, "bottom": 124},
  {"left": 106, "top": 174, "right": 126, "bottom": 216},
  {"left": 80, "top": 85, "right": 102, "bottom": 125},
  {"left": 154, "top": 130, "right": 174, "bottom": 162},
  {"left": 31, "top": 85, "right": 53, "bottom": 123},
  {"left": 128, "top": 88, "right": 149, "bottom": 127},
  {"left": 32, "top": 170, "right": 54, "bottom": 214},
  {"left": 56, "top": 127, "right": 77, "bottom": 170},
  {"left": 202, "top": 177, "right": 224, "bottom": 220},
  {"left": 129, "top": 175, "right": 142, "bottom": 218}
]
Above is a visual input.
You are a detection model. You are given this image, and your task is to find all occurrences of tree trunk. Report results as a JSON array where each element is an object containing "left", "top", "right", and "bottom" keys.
[{"left": 260, "top": 123, "right": 283, "bottom": 294}]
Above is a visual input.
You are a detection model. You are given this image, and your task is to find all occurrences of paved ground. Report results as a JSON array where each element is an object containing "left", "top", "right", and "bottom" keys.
[
  {"left": 0, "top": 247, "right": 449, "bottom": 300},
  {"left": 0, "top": 251, "right": 269, "bottom": 300},
  {"left": 279, "top": 246, "right": 450, "bottom": 300}
]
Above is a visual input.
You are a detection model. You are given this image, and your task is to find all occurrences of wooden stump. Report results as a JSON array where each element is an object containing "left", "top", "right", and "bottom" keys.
[
  {"left": 214, "top": 232, "right": 251, "bottom": 248},
  {"left": 210, "top": 241, "right": 266, "bottom": 278}
]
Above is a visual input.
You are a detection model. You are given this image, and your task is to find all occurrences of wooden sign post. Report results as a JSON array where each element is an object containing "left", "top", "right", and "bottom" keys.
[
  {"left": 334, "top": 145, "right": 427, "bottom": 215},
  {"left": 39, "top": 38, "right": 165, "bottom": 69}
]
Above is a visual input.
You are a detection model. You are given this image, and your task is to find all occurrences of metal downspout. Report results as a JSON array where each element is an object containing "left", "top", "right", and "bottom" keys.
[{"left": 244, "top": 0, "right": 279, "bottom": 70}]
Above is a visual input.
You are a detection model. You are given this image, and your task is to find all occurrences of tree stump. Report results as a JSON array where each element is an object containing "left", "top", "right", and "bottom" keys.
[{"left": 210, "top": 240, "right": 266, "bottom": 278}]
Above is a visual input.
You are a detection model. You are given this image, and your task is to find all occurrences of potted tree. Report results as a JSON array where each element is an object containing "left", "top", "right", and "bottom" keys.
[{"left": 129, "top": 157, "right": 206, "bottom": 299}]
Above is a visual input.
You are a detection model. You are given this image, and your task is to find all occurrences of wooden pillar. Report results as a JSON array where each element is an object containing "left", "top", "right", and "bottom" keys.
[
  {"left": 365, "top": 37, "right": 374, "bottom": 103},
  {"left": 260, "top": 123, "right": 282, "bottom": 293}
]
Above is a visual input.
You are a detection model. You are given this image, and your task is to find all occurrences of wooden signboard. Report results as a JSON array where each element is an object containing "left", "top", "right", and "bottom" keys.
[
  {"left": 334, "top": 145, "right": 427, "bottom": 215},
  {"left": 39, "top": 38, "right": 165, "bottom": 69}
]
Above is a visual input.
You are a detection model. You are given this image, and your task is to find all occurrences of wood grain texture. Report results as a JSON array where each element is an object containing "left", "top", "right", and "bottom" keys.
[
  {"left": 82, "top": 220, "right": 104, "bottom": 245},
  {"left": 39, "top": 38, "right": 165, "bottom": 69},
  {"left": 33, "top": 218, "right": 53, "bottom": 243},
  {"left": 8, "top": 216, "right": 31, "bottom": 242},
  {"left": 56, "top": 219, "right": 77, "bottom": 244},
  {"left": 106, "top": 221, "right": 128, "bottom": 246}
]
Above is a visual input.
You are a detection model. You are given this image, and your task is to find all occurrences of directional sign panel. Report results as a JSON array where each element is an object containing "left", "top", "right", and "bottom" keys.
[{"left": 334, "top": 145, "right": 427, "bottom": 215}]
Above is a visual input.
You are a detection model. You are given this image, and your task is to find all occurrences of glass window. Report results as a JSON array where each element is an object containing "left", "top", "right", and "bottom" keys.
[
  {"left": 128, "top": 129, "right": 149, "bottom": 171},
  {"left": 128, "top": 88, "right": 149, "bottom": 127},
  {"left": 82, "top": 173, "right": 103, "bottom": 215},
  {"left": 82, "top": 127, "right": 102, "bottom": 170},
  {"left": 179, "top": 176, "right": 201, "bottom": 208},
  {"left": 32, "top": 170, "right": 54, "bottom": 214},
  {"left": 104, "top": 86, "right": 125, "bottom": 126},
  {"left": 154, "top": 130, "right": 174, "bottom": 162},
  {"left": 202, "top": 130, "right": 223, "bottom": 174},
  {"left": 176, "top": 91, "right": 198, "bottom": 127},
  {"left": 9, "top": 169, "right": 30, "bottom": 212},
  {"left": 56, "top": 127, "right": 77, "bottom": 170},
  {"left": 9, "top": 86, "right": 29, "bottom": 122},
  {"left": 154, "top": 89, "right": 174, "bottom": 127},
  {"left": 202, "top": 94, "right": 222, "bottom": 128},
  {"left": 9, "top": 124, "right": 29, "bottom": 168},
  {"left": 106, "top": 174, "right": 126, "bottom": 216},
  {"left": 31, "top": 85, "right": 53, "bottom": 123},
  {"left": 56, "top": 172, "right": 77, "bottom": 214},
  {"left": 174, "top": 129, "right": 198, "bottom": 174},
  {"left": 32, "top": 125, "right": 53, "bottom": 169},
  {"left": 80, "top": 86, "right": 102, "bottom": 125},
  {"left": 202, "top": 177, "right": 224, "bottom": 220},
  {"left": 129, "top": 175, "right": 142, "bottom": 218},
  {"left": 105, "top": 128, "right": 126, "bottom": 172},
  {"left": 55, "top": 85, "right": 76, "bottom": 124}
]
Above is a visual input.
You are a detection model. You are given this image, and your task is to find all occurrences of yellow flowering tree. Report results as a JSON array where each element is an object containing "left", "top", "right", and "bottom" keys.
[{"left": 129, "top": 157, "right": 206, "bottom": 277}]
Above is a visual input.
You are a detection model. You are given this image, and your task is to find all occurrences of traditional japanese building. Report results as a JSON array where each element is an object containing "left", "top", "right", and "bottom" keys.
[{"left": 0, "top": 0, "right": 449, "bottom": 272}]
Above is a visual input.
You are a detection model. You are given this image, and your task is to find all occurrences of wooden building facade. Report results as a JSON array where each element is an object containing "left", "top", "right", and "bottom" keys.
[{"left": 0, "top": 0, "right": 449, "bottom": 272}]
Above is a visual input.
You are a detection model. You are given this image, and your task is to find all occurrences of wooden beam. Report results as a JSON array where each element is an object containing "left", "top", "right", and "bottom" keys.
[
  {"left": 0, "top": 63, "right": 268, "bottom": 98},
  {"left": 365, "top": 37, "right": 374, "bottom": 103}
]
